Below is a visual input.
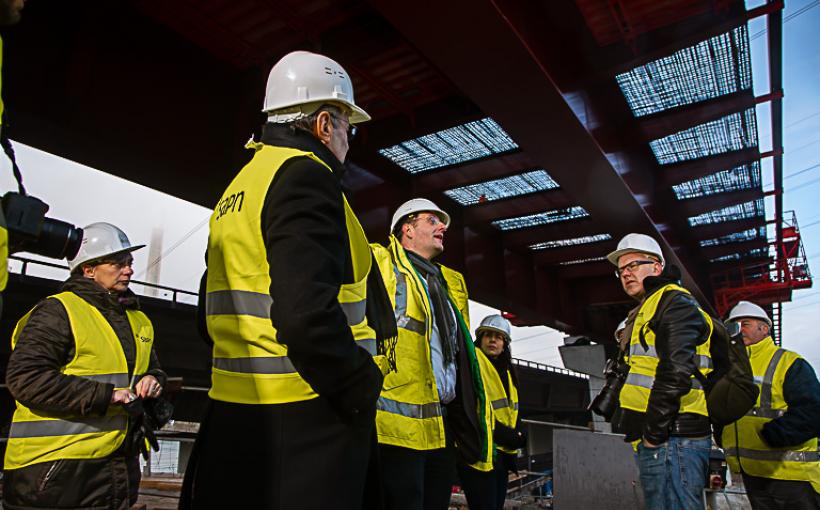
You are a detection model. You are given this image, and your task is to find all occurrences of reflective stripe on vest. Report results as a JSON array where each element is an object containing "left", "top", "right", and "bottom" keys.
[
  {"left": 492, "top": 398, "right": 510, "bottom": 410},
  {"left": 625, "top": 372, "right": 704, "bottom": 391},
  {"left": 721, "top": 337, "right": 820, "bottom": 491},
  {"left": 377, "top": 396, "right": 442, "bottom": 419},
  {"left": 393, "top": 267, "right": 426, "bottom": 335},
  {"left": 9, "top": 415, "right": 128, "bottom": 439},
  {"left": 4, "top": 292, "right": 153, "bottom": 470},
  {"left": 629, "top": 344, "right": 713, "bottom": 369},
  {"left": 205, "top": 144, "right": 377, "bottom": 405},
  {"left": 206, "top": 289, "right": 365, "bottom": 326}
]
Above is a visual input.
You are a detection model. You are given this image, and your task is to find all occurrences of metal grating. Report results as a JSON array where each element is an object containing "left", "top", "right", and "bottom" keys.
[
  {"left": 617, "top": 26, "right": 752, "bottom": 117},
  {"left": 559, "top": 256, "right": 607, "bottom": 266},
  {"left": 673, "top": 161, "right": 761, "bottom": 200},
  {"left": 688, "top": 199, "right": 765, "bottom": 227},
  {"left": 711, "top": 247, "right": 769, "bottom": 263},
  {"left": 650, "top": 109, "right": 758, "bottom": 165},
  {"left": 444, "top": 170, "right": 559, "bottom": 206},
  {"left": 700, "top": 227, "right": 766, "bottom": 247},
  {"left": 530, "top": 234, "right": 611, "bottom": 250},
  {"left": 378, "top": 118, "right": 518, "bottom": 173},
  {"left": 492, "top": 206, "right": 589, "bottom": 231}
]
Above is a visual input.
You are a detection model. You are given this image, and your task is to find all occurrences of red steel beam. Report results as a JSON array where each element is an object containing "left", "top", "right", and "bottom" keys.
[
  {"left": 659, "top": 147, "right": 761, "bottom": 188},
  {"left": 701, "top": 238, "right": 769, "bottom": 260},
  {"left": 689, "top": 217, "right": 767, "bottom": 241},
  {"left": 502, "top": 219, "right": 610, "bottom": 248},
  {"left": 678, "top": 188, "right": 765, "bottom": 218},
  {"left": 463, "top": 190, "right": 576, "bottom": 225},
  {"left": 413, "top": 151, "right": 536, "bottom": 193}
]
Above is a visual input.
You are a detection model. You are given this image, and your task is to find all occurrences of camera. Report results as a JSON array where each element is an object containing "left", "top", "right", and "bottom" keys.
[
  {"left": 588, "top": 356, "right": 629, "bottom": 421},
  {"left": 2, "top": 192, "right": 83, "bottom": 260}
]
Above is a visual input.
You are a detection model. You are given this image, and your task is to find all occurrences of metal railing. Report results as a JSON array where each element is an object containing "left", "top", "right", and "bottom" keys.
[
  {"left": 10, "top": 255, "right": 198, "bottom": 304},
  {"left": 512, "top": 357, "right": 589, "bottom": 380}
]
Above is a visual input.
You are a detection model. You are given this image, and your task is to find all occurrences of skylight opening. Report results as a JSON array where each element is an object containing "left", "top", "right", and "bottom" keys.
[
  {"left": 699, "top": 227, "right": 766, "bottom": 247},
  {"left": 378, "top": 118, "right": 518, "bottom": 173},
  {"left": 492, "top": 206, "right": 589, "bottom": 231},
  {"left": 617, "top": 26, "right": 752, "bottom": 117},
  {"left": 673, "top": 161, "right": 762, "bottom": 200},
  {"left": 444, "top": 170, "right": 559, "bottom": 206},
  {"left": 650, "top": 109, "right": 758, "bottom": 165},
  {"left": 688, "top": 199, "right": 765, "bottom": 227},
  {"left": 530, "top": 234, "right": 611, "bottom": 250},
  {"left": 559, "top": 256, "right": 608, "bottom": 266}
]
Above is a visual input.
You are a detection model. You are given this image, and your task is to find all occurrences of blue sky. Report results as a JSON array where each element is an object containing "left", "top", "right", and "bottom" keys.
[{"left": 748, "top": 0, "right": 820, "bottom": 368}]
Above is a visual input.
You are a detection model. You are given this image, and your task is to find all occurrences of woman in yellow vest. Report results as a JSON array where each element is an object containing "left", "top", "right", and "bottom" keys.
[
  {"left": 3, "top": 223, "right": 166, "bottom": 510},
  {"left": 458, "top": 314, "right": 525, "bottom": 510}
]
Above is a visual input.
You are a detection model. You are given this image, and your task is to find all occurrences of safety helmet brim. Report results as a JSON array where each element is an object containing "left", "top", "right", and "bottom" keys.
[
  {"left": 475, "top": 325, "right": 511, "bottom": 344},
  {"left": 72, "top": 244, "right": 145, "bottom": 271},
  {"left": 606, "top": 247, "right": 662, "bottom": 266}
]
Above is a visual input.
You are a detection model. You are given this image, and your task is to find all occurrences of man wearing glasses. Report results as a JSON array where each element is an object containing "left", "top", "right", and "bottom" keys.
[
  {"left": 370, "top": 198, "right": 492, "bottom": 510},
  {"left": 183, "top": 51, "right": 395, "bottom": 509},
  {"left": 608, "top": 233, "right": 713, "bottom": 510}
]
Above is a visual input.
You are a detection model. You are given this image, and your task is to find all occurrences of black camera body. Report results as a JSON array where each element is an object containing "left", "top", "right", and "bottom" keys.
[
  {"left": 2, "top": 192, "right": 83, "bottom": 260},
  {"left": 589, "top": 356, "right": 630, "bottom": 421}
]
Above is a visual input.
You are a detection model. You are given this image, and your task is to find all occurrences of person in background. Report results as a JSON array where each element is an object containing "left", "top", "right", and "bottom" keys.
[
  {"left": 3, "top": 222, "right": 166, "bottom": 509},
  {"left": 458, "top": 314, "right": 526, "bottom": 510},
  {"left": 721, "top": 300, "right": 820, "bottom": 510}
]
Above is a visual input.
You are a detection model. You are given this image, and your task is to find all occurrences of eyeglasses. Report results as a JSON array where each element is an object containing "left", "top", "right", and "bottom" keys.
[
  {"left": 408, "top": 213, "right": 444, "bottom": 227},
  {"left": 329, "top": 113, "right": 357, "bottom": 140},
  {"left": 615, "top": 259, "right": 656, "bottom": 278}
]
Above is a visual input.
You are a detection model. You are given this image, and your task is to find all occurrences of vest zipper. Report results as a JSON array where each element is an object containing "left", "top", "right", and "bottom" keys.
[{"left": 39, "top": 460, "right": 63, "bottom": 491}]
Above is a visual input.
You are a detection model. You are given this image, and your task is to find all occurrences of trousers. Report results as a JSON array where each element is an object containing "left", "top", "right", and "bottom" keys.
[{"left": 635, "top": 436, "right": 710, "bottom": 510}]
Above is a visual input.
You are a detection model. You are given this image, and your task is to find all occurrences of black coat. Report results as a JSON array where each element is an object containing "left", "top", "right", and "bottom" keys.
[{"left": 4, "top": 274, "right": 165, "bottom": 509}]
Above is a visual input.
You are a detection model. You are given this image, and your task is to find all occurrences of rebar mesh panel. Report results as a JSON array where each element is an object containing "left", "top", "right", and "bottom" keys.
[
  {"left": 444, "top": 170, "right": 559, "bottom": 206},
  {"left": 378, "top": 118, "right": 518, "bottom": 173},
  {"left": 530, "top": 233, "right": 612, "bottom": 250},
  {"left": 673, "top": 161, "right": 761, "bottom": 200},
  {"left": 651, "top": 109, "right": 758, "bottom": 165},
  {"left": 700, "top": 227, "right": 766, "bottom": 247},
  {"left": 711, "top": 247, "right": 769, "bottom": 263},
  {"left": 559, "top": 256, "right": 607, "bottom": 266},
  {"left": 492, "top": 206, "right": 589, "bottom": 231},
  {"left": 688, "top": 199, "right": 765, "bottom": 227},
  {"left": 616, "top": 26, "right": 752, "bottom": 117}
]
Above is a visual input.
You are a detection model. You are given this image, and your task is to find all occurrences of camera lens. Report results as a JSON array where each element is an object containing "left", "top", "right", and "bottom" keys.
[{"left": 29, "top": 219, "right": 83, "bottom": 260}]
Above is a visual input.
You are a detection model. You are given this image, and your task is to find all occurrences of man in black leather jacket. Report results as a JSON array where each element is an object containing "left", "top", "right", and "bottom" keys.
[{"left": 608, "top": 233, "right": 712, "bottom": 510}]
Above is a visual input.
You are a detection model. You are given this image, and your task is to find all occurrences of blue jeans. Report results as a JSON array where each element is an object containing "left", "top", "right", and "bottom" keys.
[{"left": 635, "top": 436, "right": 710, "bottom": 510}]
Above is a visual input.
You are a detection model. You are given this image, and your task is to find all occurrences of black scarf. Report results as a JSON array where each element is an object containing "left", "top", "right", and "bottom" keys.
[
  {"left": 405, "top": 250, "right": 458, "bottom": 363},
  {"left": 366, "top": 254, "right": 398, "bottom": 371}
]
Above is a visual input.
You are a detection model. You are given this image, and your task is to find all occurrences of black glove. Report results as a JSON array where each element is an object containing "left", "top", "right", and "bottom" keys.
[{"left": 494, "top": 422, "right": 527, "bottom": 449}]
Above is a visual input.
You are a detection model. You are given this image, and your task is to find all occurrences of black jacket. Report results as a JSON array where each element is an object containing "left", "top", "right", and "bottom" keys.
[
  {"left": 198, "top": 124, "right": 383, "bottom": 422},
  {"left": 614, "top": 266, "right": 711, "bottom": 444},
  {"left": 761, "top": 357, "right": 820, "bottom": 447},
  {"left": 4, "top": 274, "right": 165, "bottom": 509}
]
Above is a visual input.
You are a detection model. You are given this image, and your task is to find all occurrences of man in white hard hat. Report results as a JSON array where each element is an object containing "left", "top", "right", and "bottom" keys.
[
  {"left": 721, "top": 301, "right": 820, "bottom": 509},
  {"left": 607, "top": 233, "right": 714, "bottom": 510},
  {"left": 458, "top": 314, "right": 525, "bottom": 510},
  {"left": 182, "top": 50, "right": 395, "bottom": 509},
  {"left": 4, "top": 223, "right": 166, "bottom": 509},
  {"left": 370, "top": 198, "right": 492, "bottom": 510}
]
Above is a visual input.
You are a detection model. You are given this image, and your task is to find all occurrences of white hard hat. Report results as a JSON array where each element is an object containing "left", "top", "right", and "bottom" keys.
[
  {"left": 262, "top": 51, "right": 370, "bottom": 124},
  {"left": 606, "top": 233, "right": 665, "bottom": 267},
  {"left": 390, "top": 198, "right": 451, "bottom": 235},
  {"left": 727, "top": 301, "right": 772, "bottom": 327},
  {"left": 68, "top": 222, "right": 144, "bottom": 271},
  {"left": 475, "top": 314, "right": 512, "bottom": 343}
]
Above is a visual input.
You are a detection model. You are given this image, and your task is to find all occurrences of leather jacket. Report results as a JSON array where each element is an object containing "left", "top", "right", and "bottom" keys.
[{"left": 613, "top": 265, "right": 712, "bottom": 444}]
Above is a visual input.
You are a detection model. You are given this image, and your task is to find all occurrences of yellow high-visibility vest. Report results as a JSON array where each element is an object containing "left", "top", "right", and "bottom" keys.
[
  {"left": 371, "top": 236, "right": 490, "bottom": 468},
  {"left": 619, "top": 284, "right": 713, "bottom": 417},
  {"left": 722, "top": 337, "right": 820, "bottom": 492},
  {"left": 205, "top": 142, "right": 384, "bottom": 405},
  {"left": 0, "top": 34, "right": 8, "bottom": 292},
  {"left": 5, "top": 291, "right": 153, "bottom": 469},
  {"left": 469, "top": 349, "right": 520, "bottom": 471}
]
